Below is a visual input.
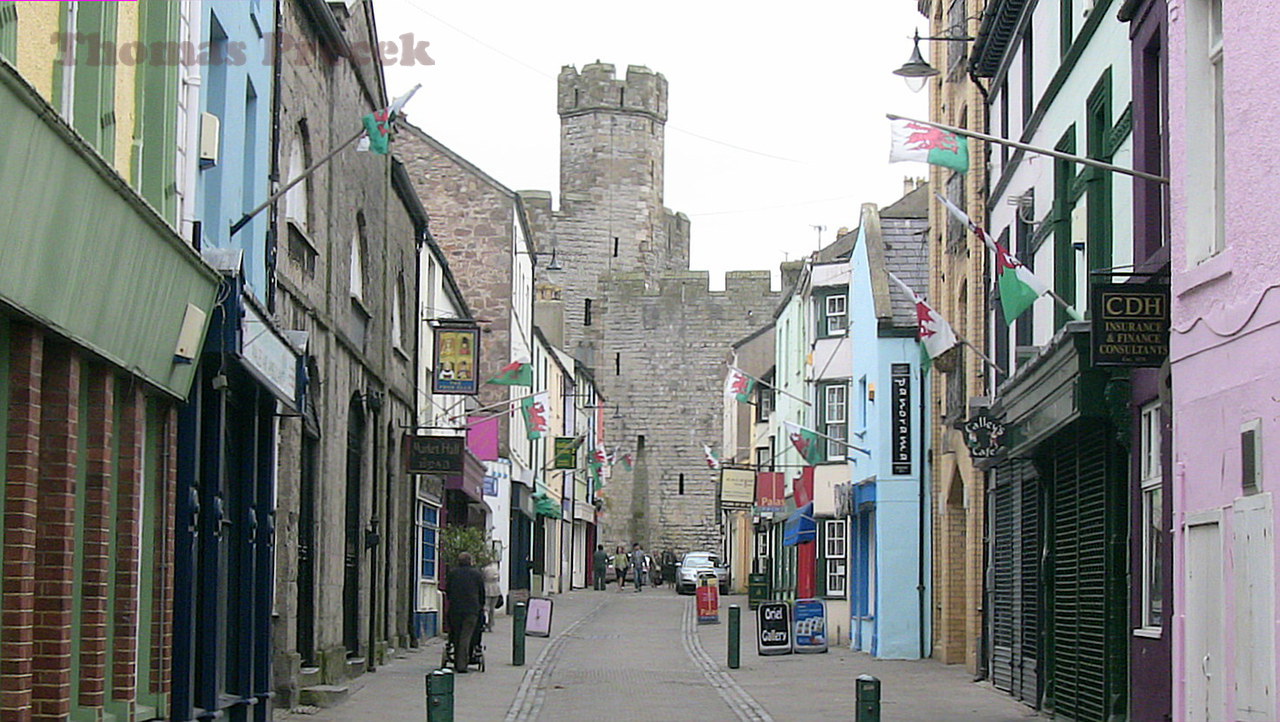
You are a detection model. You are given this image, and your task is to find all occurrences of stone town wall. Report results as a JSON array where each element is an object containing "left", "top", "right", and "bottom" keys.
[{"left": 588, "top": 271, "right": 779, "bottom": 554}]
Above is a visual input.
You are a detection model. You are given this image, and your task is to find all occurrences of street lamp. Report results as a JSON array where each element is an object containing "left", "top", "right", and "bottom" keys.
[{"left": 892, "top": 28, "right": 976, "bottom": 93}]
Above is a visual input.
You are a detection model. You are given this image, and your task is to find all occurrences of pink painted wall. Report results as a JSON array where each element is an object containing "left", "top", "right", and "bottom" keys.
[{"left": 1168, "top": 0, "right": 1280, "bottom": 718}]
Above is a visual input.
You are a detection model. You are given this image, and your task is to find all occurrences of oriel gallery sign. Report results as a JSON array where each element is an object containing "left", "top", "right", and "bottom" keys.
[{"left": 1091, "top": 282, "right": 1170, "bottom": 367}]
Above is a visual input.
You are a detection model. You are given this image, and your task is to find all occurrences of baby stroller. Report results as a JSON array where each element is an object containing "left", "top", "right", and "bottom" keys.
[{"left": 441, "top": 610, "right": 486, "bottom": 673}]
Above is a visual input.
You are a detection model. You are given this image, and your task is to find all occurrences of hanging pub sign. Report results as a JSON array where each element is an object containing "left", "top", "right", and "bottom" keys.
[
  {"left": 1090, "top": 282, "right": 1170, "bottom": 367},
  {"left": 961, "top": 410, "right": 1006, "bottom": 458},
  {"left": 720, "top": 466, "right": 755, "bottom": 508},
  {"left": 431, "top": 323, "right": 480, "bottom": 395},
  {"left": 404, "top": 434, "right": 465, "bottom": 475},
  {"left": 891, "top": 364, "right": 912, "bottom": 475},
  {"left": 553, "top": 437, "right": 580, "bottom": 470}
]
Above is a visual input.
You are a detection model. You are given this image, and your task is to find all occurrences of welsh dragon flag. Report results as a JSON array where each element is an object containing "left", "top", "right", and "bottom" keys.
[
  {"left": 784, "top": 421, "right": 822, "bottom": 465},
  {"left": 359, "top": 84, "right": 421, "bottom": 155},
  {"left": 520, "top": 392, "right": 550, "bottom": 440},
  {"left": 620, "top": 453, "right": 633, "bottom": 471},
  {"left": 936, "top": 194, "right": 1052, "bottom": 323},
  {"left": 887, "top": 271, "right": 959, "bottom": 366},
  {"left": 487, "top": 360, "right": 533, "bottom": 387},
  {"left": 889, "top": 118, "right": 969, "bottom": 173},
  {"left": 725, "top": 367, "right": 756, "bottom": 404},
  {"left": 702, "top": 443, "right": 721, "bottom": 470}
]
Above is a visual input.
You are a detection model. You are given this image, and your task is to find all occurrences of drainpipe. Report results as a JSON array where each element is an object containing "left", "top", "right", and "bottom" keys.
[
  {"left": 918, "top": 366, "right": 927, "bottom": 660},
  {"left": 180, "top": 0, "right": 204, "bottom": 245}
]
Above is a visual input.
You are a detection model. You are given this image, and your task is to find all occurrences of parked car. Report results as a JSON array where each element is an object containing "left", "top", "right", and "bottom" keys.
[{"left": 675, "top": 552, "right": 729, "bottom": 594}]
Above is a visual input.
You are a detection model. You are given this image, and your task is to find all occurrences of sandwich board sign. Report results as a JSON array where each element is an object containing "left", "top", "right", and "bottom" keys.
[
  {"left": 757, "top": 601, "right": 792, "bottom": 655},
  {"left": 696, "top": 574, "right": 720, "bottom": 624},
  {"left": 525, "top": 597, "right": 554, "bottom": 637},
  {"left": 793, "top": 598, "right": 828, "bottom": 653}
]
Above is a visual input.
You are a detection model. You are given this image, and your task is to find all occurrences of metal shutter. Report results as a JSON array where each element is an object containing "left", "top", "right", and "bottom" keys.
[
  {"left": 1045, "top": 421, "right": 1125, "bottom": 721},
  {"left": 989, "top": 458, "right": 1041, "bottom": 706}
]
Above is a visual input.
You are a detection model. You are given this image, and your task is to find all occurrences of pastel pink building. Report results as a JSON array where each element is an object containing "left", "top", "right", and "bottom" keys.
[{"left": 1169, "top": 0, "right": 1280, "bottom": 718}]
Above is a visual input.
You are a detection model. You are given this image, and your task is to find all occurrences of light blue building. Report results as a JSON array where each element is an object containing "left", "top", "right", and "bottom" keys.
[
  {"left": 845, "top": 186, "right": 932, "bottom": 659},
  {"left": 174, "top": 1, "right": 307, "bottom": 721}
]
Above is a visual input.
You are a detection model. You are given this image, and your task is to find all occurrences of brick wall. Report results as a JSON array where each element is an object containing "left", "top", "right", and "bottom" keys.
[
  {"left": 78, "top": 367, "right": 113, "bottom": 709},
  {"left": 0, "top": 324, "right": 173, "bottom": 721},
  {"left": 32, "top": 346, "right": 79, "bottom": 721},
  {"left": 111, "top": 386, "right": 143, "bottom": 705},
  {"left": 2, "top": 324, "right": 42, "bottom": 720}
]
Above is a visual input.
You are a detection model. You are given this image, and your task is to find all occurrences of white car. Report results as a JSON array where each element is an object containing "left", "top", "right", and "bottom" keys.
[{"left": 675, "top": 552, "right": 729, "bottom": 594}]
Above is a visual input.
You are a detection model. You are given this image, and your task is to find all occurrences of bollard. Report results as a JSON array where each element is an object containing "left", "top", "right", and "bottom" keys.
[
  {"left": 426, "top": 668, "right": 454, "bottom": 722},
  {"left": 855, "top": 674, "right": 880, "bottom": 722},
  {"left": 728, "top": 604, "right": 741, "bottom": 669},
  {"left": 513, "top": 601, "right": 527, "bottom": 666}
]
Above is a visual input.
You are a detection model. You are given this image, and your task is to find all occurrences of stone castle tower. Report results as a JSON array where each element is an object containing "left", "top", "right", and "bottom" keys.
[{"left": 525, "top": 63, "right": 780, "bottom": 553}]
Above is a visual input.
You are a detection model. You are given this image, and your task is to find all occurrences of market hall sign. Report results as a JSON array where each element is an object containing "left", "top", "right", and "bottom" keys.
[
  {"left": 404, "top": 435, "right": 465, "bottom": 475},
  {"left": 891, "top": 364, "right": 912, "bottom": 475},
  {"left": 1091, "top": 283, "right": 1170, "bottom": 367}
]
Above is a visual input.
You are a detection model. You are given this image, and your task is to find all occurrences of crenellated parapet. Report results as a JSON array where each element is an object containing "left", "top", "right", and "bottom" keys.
[{"left": 558, "top": 62, "right": 668, "bottom": 122}]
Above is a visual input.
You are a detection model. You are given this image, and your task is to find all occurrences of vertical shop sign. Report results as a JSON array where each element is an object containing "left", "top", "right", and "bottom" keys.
[{"left": 891, "top": 364, "right": 912, "bottom": 475}]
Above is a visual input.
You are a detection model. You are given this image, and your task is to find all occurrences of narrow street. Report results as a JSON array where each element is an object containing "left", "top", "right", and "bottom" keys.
[{"left": 275, "top": 588, "right": 1035, "bottom": 721}]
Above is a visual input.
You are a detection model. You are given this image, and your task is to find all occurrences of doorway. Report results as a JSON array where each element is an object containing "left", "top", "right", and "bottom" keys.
[{"left": 343, "top": 398, "right": 366, "bottom": 657}]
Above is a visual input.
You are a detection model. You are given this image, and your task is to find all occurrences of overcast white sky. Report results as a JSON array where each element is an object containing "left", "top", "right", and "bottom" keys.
[{"left": 376, "top": 1, "right": 931, "bottom": 290}]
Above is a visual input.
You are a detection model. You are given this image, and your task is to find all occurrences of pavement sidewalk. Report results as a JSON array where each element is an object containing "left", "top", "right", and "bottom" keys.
[
  {"left": 273, "top": 589, "right": 605, "bottom": 722},
  {"left": 693, "top": 593, "right": 1039, "bottom": 721}
]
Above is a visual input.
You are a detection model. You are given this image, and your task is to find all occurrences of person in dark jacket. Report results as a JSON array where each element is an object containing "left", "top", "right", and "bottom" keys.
[
  {"left": 592, "top": 544, "right": 609, "bottom": 590},
  {"left": 445, "top": 552, "right": 486, "bottom": 672}
]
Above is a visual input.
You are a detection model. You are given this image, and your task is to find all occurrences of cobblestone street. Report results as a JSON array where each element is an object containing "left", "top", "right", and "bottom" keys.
[{"left": 275, "top": 587, "right": 1036, "bottom": 721}]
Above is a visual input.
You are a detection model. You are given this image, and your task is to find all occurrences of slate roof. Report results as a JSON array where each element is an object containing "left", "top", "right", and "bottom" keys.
[{"left": 872, "top": 183, "right": 930, "bottom": 330}]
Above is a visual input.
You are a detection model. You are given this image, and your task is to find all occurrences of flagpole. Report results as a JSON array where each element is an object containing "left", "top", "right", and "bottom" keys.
[
  {"left": 1045, "top": 289, "right": 1086, "bottom": 321},
  {"left": 789, "top": 423, "right": 872, "bottom": 457},
  {"left": 731, "top": 366, "right": 812, "bottom": 407},
  {"left": 230, "top": 126, "right": 367, "bottom": 236},
  {"left": 956, "top": 336, "right": 1006, "bottom": 377},
  {"left": 935, "top": 192, "right": 1086, "bottom": 321},
  {"left": 888, "top": 113, "right": 1169, "bottom": 185},
  {"left": 448, "top": 389, "right": 545, "bottom": 420}
]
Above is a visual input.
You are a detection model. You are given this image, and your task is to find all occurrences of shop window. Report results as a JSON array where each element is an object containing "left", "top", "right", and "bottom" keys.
[
  {"left": 1138, "top": 403, "right": 1163, "bottom": 632},
  {"left": 419, "top": 503, "right": 439, "bottom": 581},
  {"left": 824, "top": 519, "right": 847, "bottom": 596}
]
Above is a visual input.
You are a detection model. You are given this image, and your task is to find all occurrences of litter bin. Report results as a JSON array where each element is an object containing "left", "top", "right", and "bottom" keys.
[{"left": 747, "top": 572, "right": 770, "bottom": 610}]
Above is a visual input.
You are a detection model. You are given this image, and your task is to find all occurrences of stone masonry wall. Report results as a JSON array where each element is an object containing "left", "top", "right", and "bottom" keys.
[
  {"left": 590, "top": 271, "right": 778, "bottom": 554},
  {"left": 541, "top": 62, "right": 778, "bottom": 556}
]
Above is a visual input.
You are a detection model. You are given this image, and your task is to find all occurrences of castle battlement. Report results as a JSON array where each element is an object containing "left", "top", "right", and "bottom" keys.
[
  {"left": 601, "top": 270, "right": 778, "bottom": 301},
  {"left": 558, "top": 62, "right": 668, "bottom": 122}
]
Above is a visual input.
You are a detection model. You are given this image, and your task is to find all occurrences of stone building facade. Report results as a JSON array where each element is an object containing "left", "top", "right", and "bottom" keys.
[
  {"left": 270, "top": 0, "right": 418, "bottom": 704},
  {"left": 919, "top": 0, "right": 989, "bottom": 674},
  {"left": 530, "top": 63, "right": 781, "bottom": 554}
]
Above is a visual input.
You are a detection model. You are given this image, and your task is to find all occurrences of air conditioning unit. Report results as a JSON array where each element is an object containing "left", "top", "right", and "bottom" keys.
[{"left": 199, "top": 112, "right": 220, "bottom": 168}]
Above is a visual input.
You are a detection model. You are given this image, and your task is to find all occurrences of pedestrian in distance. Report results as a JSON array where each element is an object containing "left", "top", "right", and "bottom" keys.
[
  {"left": 482, "top": 558, "right": 502, "bottom": 632},
  {"left": 631, "top": 542, "right": 647, "bottom": 592},
  {"left": 612, "top": 545, "right": 629, "bottom": 592},
  {"left": 444, "top": 552, "right": 486, "bottom": 673},
  {"left": 592, "top": 544, "right": 609, "bottom": 591}
]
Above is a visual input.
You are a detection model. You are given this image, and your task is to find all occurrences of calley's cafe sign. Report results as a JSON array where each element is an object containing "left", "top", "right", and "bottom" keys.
[{"left": 1091, "top": 282, "right": 1170, "bottom": 367}]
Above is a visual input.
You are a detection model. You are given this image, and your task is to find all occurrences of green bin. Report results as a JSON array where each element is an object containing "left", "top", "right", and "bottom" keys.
[{"left": 747, "top": 572, "right": 771, "bottom": 610}]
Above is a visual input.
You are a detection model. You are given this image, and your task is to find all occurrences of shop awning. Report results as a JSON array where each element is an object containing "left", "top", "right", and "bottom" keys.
[
  {"left": 533, "top": 491, "right": 562, "bottom": 519},
  {"left": 445, "top": 450, "right": 487, "bottom": 504},
  {"left": 783, "top": 502, "right": 816, "bottom": 546}
]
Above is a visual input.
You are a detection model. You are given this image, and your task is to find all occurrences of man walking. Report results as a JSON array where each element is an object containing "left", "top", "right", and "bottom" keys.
[
  {"left": 592, "top": 544, "right": 609, "bottom": 591},
  {"left": 631, "top": 542, "right": 647, "bottom": 593},
  {"left": 445, "top": 552, "right": 486, "bottom": 672}
]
